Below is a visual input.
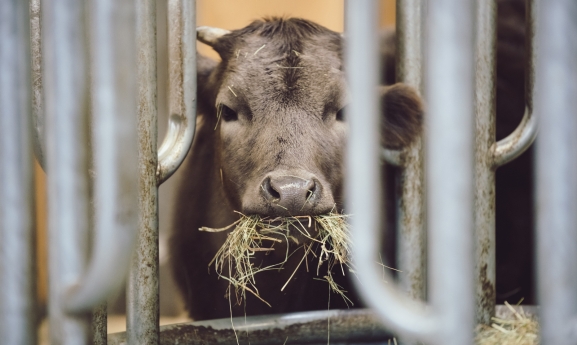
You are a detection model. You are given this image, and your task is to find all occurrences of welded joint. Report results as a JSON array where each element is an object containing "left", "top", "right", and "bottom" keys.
[{"left": 492, "top": 106, "right": 537, "bottom": 168}]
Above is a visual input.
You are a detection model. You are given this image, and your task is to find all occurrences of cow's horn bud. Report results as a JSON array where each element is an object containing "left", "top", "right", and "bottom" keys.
[{"left": 197, "top": 26, "right": 231, "bottom": 46}]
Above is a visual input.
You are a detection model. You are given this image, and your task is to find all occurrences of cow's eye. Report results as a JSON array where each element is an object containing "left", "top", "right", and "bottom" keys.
[
  {"left": 220, "top": 105, "right": 238, "bottom": 122},
  {"left": 336, "top": 106, "right": 346, "bottom": 121}
]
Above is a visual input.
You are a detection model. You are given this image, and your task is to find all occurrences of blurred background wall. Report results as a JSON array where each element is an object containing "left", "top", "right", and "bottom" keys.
[{"left": 34, "top": 0, "right": 396, "bottom": 331}]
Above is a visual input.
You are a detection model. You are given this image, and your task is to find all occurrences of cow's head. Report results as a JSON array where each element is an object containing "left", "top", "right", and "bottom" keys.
[{"left": 197, "top": 18, "right": 422, "bottom": 218}]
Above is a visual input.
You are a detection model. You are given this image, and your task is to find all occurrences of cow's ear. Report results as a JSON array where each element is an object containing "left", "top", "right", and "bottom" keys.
[
  {"left": 197, "top": 26, "right": 231, "bottom": 47},
  {"left": 380, "top": 83, "right": 424, "bottom": 150},
  {"left": 197, "top": 53, "right": 218, "bottom": 116}
]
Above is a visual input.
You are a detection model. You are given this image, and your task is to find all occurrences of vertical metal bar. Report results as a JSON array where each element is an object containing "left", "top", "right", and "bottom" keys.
[
  {"left": 346, "top": 0, "right": 437, "bottom": 342},
  {"left": 42, "top": 0, "right": 92, "bottom": 342},
  {"left": 395, "top": 0, "right": 426, "bottom": 303},
  {"left": 92, "top": 303, "right": 108, "bottom": 345},
  {"left": 535, "top": 0, "right": 577, "bottom": 344},
  {"left": 0, "top": 0, "right": 36, "bottom": 344},
  {"left": 474, "top": 0, "right": 497, "bottom": 325},
  {"left": 127, "top": 0, "right": 159, "bottom": 343},
  {"left": 30, "top": 0, "right": 45, "bottom": 169},
  {"left": 426, "top": 0, "right": 476, "bottom": 344}
]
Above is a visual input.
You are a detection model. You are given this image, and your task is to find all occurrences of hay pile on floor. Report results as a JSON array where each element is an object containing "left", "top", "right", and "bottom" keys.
[
  {"left": 200, "top": 212, "right": 352, "bottom": 307},
  {"left": 476, "top": 302, "right": 539, "bottom": 345}
]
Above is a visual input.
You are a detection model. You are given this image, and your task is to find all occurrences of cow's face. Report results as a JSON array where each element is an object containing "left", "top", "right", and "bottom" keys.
[{"left": 198, "top": 19, "right": 422, "bottom": 218}]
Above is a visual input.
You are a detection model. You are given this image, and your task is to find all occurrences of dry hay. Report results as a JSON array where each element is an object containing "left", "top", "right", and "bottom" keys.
[
  {"left": 476, "top": 302, "right": 539, "bottom": 345},
  {"left": 200, "top": 211, "right": 353, "bottom": 307}
]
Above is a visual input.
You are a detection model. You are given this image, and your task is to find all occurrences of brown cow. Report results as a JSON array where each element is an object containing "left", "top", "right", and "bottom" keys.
[
  {"left": 172, "top": 0, "right": 533, "bottom": 320},
  {"left": 170, "top": 18, "right": 423, "bottom": 320}
]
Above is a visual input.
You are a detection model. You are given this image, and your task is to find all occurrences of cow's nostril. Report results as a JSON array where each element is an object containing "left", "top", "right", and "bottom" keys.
[{"left": 262, "top": 177, "right": 281, "bottom": 200}]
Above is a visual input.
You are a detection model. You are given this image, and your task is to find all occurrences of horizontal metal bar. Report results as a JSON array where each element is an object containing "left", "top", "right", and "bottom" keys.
[
  {"left": 0, "top": 0, "right": 36, "bottom": 343},
  {"left": 109, "top": 309, "right": 394, "bottom": 345}
]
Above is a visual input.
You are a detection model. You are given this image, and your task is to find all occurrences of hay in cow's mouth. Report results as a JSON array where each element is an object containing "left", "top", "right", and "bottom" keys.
[{"left": 199, "top": 211, "right": 353, "bottom": 307}]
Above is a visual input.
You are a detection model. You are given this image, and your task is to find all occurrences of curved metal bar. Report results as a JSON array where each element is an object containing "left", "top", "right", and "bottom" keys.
[
  {"left": 347, "top": 0, "right": 476, "bottom": 343},
  {"left": 492, "top": 106, "right": 537, "bottom": 167},
  {"left": 346, "top": 1, "right": 437, "bottom": 342},
  {"left": 43, "top": 0, "right": 92, "bottom": 340},
  {"left": 381, "top": 147, "right": 403, "bottom": 166},
  {"left": 63, "top": 0, "right": 139, "bottom": 313},
  {"left": 156, "top": 0, "right": 197, "bottom": 185}
]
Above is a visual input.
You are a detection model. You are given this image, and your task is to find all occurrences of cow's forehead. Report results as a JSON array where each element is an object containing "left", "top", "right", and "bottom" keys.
[{"left": 217, "top": 33, "right": 345, "bottom": 111}]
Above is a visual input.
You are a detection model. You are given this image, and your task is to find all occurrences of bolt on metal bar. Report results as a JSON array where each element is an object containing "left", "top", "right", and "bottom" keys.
[
  {"left": 473, "top": 0, "right": 497, "bottom": 325},
  {"left": 346, "top": 0, "right": 476, "bottom": 344},
  {"left": 535, "top": 0, "right": 577, "bottom": 344},
  {"left": 0, "top": 0, "right": 36, "bottom": 343},
  {"left": 395, "top": 0, "right": 426, "bottom": 303},
  {"left": 127, "top": 0, "right": 197, "bottom": 343},
  {"left": 42, "top": 0, "right": 92, "bottom": 341}
]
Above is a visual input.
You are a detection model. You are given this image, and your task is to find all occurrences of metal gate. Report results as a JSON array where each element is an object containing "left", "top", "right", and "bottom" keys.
[{"left": 1, "top": 0, "right": 575, "bottom": 344}]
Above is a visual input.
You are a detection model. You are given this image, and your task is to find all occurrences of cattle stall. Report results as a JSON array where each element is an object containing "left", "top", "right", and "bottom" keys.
[{"left": 0, "top": 0, "right": 574, "bottom": 344}]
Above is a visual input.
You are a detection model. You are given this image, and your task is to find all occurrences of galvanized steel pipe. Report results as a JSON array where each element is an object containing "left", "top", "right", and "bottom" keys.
[
  {"left": 346, "top": 0, "right": 475, "bottom": 344},
  {"left": 473, "top": 0, "right": 498, "bottom": 325},
  {"left": 535, "top": 0, "right": 577, "bottom": 344},
  {"left": 42, "top": 0, "right": 92, "bottom": 341},
  {"left": 127, "top": 0, "right": 160, "bottom": 343},
  {"left": 64, "top": 0, "right": 139, "bottom": 314},
  {"left": 395, "top": 0, "right": 426, "bottom": 303},
  {"left": 127, "top": 0, "right": 197, "bottom": 343},
  {"left": 0, "top": 1, "right": 36, "bottom": 344}
]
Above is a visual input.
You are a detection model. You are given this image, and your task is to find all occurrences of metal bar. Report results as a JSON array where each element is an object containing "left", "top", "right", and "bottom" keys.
[
  {"left": 30, "top": 0, "right": 45, "bottom": 170},
  {"left": 109, "top": 309, "right": 394, "bottom": 345},
  {"left": 535, "top": 0, "right": 577, "bottom": 344},
  {"left": 127, "top": 1, "right": 197, "bottom": 342},
  {"left": 395, "top": 0, "right": 426, "bottom": 303},
  {"left": 345, "top": 0, "right": 437, "bottom": 342},
  {"left": 426, "top": 0, "right": 476, "bottom": 344},
  {"left": 42, "top": 0, "right": 92, "bottom": 342},
  {"left": 127, "top": 0, "right": 159, "bottom": 343},
  {"left": 474, "top": 0, "right": 497, "bottom": 325},
  {"left": 92, "top": 302, "right": 108, "bottom": 345},
  {"left": 157, "top": 0, "right": 197, "bottom": 184},
  {"left": 0, "top": 0, "right": 36, "bottom": 343},
  {"left": 64, "top": 0, "right": 139, "bottom": 314}
]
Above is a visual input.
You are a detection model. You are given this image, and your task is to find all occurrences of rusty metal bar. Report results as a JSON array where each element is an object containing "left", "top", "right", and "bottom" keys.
[
  {"left": 92, "top": 302, "right": 108, "bottom": 345},
  {"left": 346, "top": 0, "right": 476, "bottom": 343},
  {"left": 110, "top": 309, "right": 394, "bottom": 345},
  {"left": 127, "top": 0, "right": 159, "bottom": 343},
  {"left": 30, "top": 0, "right": 45, "bottom": 170},
  {"left": 395, "top": 0, "right": 426, "bottom": 303},
  {"left": 127, "top": 1, "right": 196, "bottom": 343},
  {"left": 42, "top": 0, "right": 92, "bottom": 341},
  {"left": 535, "top": 0, "right": 577, "bottom": 344},
  {"left": 0, "top": 0, "right": 36, "bottom": 343},
  {"left": 473, "top": 0, "right": 497, "bottom": 326}
]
